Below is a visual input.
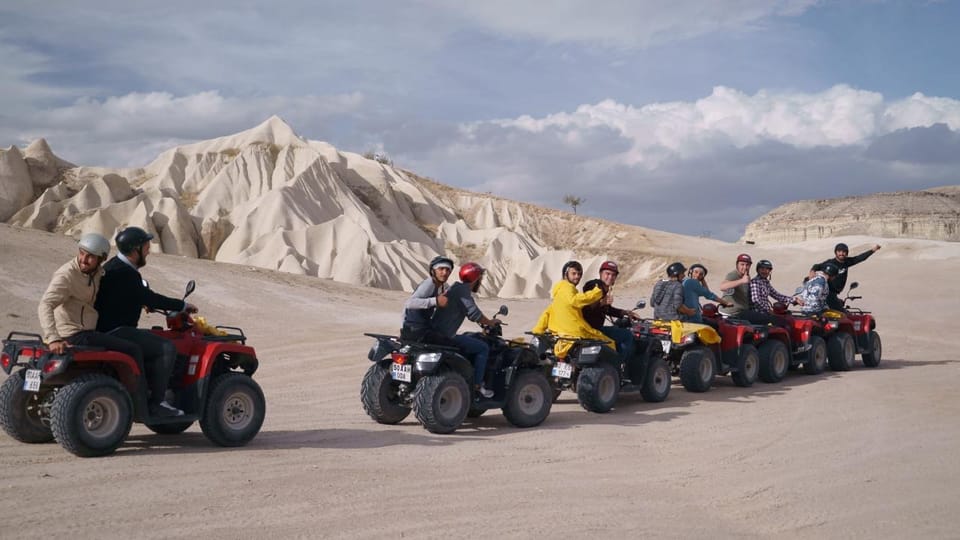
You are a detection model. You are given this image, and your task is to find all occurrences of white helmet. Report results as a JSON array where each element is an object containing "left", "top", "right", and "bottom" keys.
[{"left": 78, "top": 233, "right": 110, "bottom": 258}]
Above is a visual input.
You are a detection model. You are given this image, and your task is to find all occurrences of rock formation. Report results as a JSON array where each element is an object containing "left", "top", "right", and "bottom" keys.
[{"left": 741, "top": 187, "right": 960, "bottom": 244}]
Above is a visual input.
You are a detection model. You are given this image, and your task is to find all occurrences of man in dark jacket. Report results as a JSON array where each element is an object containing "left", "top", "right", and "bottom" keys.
[
  {"left": 95, "top": 227, "right": 197, "bottom": 417},
  {"left": 819, "top": 242, "right": 881, "bottom": 310},
  {"left": 582, "top": 260, "right": 638, "bottom": 363}
]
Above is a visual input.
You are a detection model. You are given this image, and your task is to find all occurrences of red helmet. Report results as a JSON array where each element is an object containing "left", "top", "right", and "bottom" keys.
[
  {"left": 459, "top": 262, "right": 485, "bottom": 283},
  {"left": 599, "top": 260, "right": 619, "bottom": 275},
  {"left": 736, "top": 253, "right": 752, "bottom": 264}
]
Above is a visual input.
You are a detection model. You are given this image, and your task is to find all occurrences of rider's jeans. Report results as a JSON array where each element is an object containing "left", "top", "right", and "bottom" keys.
[
  {"left": 454, "top": 334, "right": 489, "bottom": 386},
  {"left": 601, "top": 326, "right": 635, "bottom": 364}
]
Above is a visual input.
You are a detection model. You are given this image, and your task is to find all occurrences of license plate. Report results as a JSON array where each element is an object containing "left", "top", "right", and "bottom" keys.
[
  {"left": 390, "top": 363, "right": 412, "bottom": 382},
  {"left": 23, "top": 369, "right": 41, "bottom": 392},
  {"left": 660, "top": 340, "right": 672, "bottom": 354},
  {"left": 551, "top": 362, "right": 573, "bottom": 379}
]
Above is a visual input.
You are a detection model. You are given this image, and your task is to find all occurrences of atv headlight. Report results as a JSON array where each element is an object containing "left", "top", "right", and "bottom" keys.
[
  {"left": 416, "top": 352, "right": 442, "bottom": 370},
  {"left": 577, "top": 344, "right": 602, "bottom": 364}
]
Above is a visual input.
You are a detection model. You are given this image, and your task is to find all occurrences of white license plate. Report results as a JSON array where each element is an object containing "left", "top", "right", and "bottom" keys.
[
  {"left": 390, "top": 363, "right": 412, "bottom": 382},
  {"left": 660, "top": 340, "right": 672, "bottom": 354},
  {"left": 551, "top": 362, "right": 573, "bottom": 379},
  {"left": 23, "top": 369, "right": 41, "bottom": 392}
]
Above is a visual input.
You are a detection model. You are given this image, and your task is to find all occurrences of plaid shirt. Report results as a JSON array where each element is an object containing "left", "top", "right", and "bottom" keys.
[{"left": 749, "top": 275, "right": 793, "bottom": 313}]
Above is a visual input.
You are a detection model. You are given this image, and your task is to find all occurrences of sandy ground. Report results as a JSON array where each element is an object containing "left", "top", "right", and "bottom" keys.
[{"left": 1, "top": 224, "right": 958, "bottom": 539}]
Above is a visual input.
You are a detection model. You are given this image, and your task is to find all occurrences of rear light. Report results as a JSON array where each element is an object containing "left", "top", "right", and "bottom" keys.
[
  {"left": 42, "top": 359, "right": 63, "bottom": 374},
  {"left": 0, "top": 352, "right": 10, "bottom": 370},
  {"left": 391, "top": 353, "right": 408, "bottom": 365}
]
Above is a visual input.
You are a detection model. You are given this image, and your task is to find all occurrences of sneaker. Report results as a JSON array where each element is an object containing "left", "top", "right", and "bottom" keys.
[
  {"left": 478, "top": 385, "right": 494, "bottom": 399},
  {"left": 151, "top": 400, "right": 184, "bottom": 417}
]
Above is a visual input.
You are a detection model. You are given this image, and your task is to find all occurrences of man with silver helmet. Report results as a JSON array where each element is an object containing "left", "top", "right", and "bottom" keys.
[
  {"left": 400, "top": 255, "right": 454, "bottom": 343},
  {"left": 38, "top": 233, "right": 143, "bottom": 366}
]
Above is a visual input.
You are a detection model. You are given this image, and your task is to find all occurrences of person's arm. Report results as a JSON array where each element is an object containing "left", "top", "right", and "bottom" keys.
[
  {"left": 139, "top": 274, "right": 190, "bottom": 312},
  {"left": 719, "top": 274, "right": 749, "bottom": 291},
  {"left": 768, "top": 284, "right": 794, "bottom": 305},
  {"left": 403, "top": 280, "right": 437, "bottom": 310},
  {"left": 532, "top": 308, "right": 550, "bottom": 334},
  {"left": 38, "top": 271, "right": 69, "bottom": 345},
  {"left": 846, "top": 245, "right": 880, "bottom": 267},
  {"left": 569, "top": 286, "right": 604, "bottom": 309}
]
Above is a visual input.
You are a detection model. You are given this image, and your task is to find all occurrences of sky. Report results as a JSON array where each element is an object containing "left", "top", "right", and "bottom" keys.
[{"left": 2, "top": 0, "right": 959, "bottom": 240}]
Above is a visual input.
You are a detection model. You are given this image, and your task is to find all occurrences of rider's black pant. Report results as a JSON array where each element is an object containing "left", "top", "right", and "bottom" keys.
[{"left": 108, "top": 327, "right": 176, "bottom": 407}]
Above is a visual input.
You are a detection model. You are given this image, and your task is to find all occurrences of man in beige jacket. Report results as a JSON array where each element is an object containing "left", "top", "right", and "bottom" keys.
[{"left": 37, "top": 233, "right": 149, "bottom": 400}]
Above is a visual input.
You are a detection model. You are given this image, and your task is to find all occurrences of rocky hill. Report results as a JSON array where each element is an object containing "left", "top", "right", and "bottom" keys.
[
  {"left": 740, "top": 187, "right": 960, "bottom": 244},
  {"left": 0, "top": 117, "right": 706, "bottom": 298}
]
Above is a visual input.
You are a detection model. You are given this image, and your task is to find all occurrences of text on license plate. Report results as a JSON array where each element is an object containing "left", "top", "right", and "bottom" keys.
[
  {"left": 552, "top": 362, "right": 574, "bottom": 379},
  {"left": 660, "top": 340, "right": 672, "bottom": 354},
  {"left": 23, "top": 369, "right": 41, "bottom": 392},
  {"left": 390, "top": 363, "right": 412, "bottom": 382}
]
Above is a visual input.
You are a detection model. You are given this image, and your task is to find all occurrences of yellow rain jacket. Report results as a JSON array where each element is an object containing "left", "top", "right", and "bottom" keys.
[{"left": 532, "top": 280, "right": 615, "bottom": 358}]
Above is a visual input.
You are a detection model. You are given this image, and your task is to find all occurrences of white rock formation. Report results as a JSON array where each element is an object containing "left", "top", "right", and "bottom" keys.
[
  {"left": 741, "top": 187, "right": 960, "bottom": 244},
  {"left": 3, "top": 116, "right": 692, "bottom": 297}
]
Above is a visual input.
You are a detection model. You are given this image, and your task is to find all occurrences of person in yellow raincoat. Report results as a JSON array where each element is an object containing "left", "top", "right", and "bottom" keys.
[{"left": 532, "top": 261, "right": 616, "bottom": 358}]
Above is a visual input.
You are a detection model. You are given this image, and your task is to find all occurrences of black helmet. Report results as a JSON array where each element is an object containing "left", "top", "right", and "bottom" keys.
[
  {"left": 561, "top": 260, "right": 583, "bottom": 279},
  {"left": 821, "top": 261, "right": 840, "bottom": 277},
  {"left": 756, "top": 259, "right": 773, "bottom": 271},
  {"left": 834, "top": 242, "right": 849, "bottom": 253},
  {"left": 688, "top": 263, "right": 708, "bottom": 278},
  {"left": 115, "top": 226, "right": 154, "bottom": 254},
  {"left": 667, "top": 262, "right": 686, "bottom": 278},
  {"left": 429, "top": 256, "right": 454, "bottom": 272}
]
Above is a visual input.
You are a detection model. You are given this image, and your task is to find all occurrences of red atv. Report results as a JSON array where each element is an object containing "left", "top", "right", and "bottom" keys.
[
  {"left": 813, "top": 282, "right": 882, "bottom": 371},
  {"left": 635, "top": 311, "right": 760, "bottom": 393},
  {"left": 755, "top": 307, "right": 829, "bottom": 382},
  {"left": 0, "top": 281, "right": 265, "bottom": 457}
]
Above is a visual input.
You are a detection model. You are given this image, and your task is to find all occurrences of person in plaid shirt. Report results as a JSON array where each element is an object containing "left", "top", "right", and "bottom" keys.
[{"left": 749, "top": 259, "right": 801, "bottom": 315}]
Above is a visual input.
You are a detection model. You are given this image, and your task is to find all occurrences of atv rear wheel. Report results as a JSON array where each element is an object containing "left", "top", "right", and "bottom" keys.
[
  {"left": 731, "top": 344, "right": 759, "bottom": 387},
  {"left": 200, "top": 373, "right": 266, "bottom": 447},
  {"left": 758, "top": 340, "right": 789, "bottom": 383},
  {"left": 50, "top": 374, "right": 132, "bottom": 457},
  {"left": 803, "top": 335, "right": 827, "bottom": 375},
  {"left": 413, "top": 371, "right": 469, "bottom": 434},
  {"left": 576, "top": 362, "right": 620, "bottom": 413},
  {"left": 145, "top": 421, "right": 194, "bottom": 435},
  {"left": 502, "top": 370, "right": 552, "bottom": 428},
  {"left": 679, "top": 347, "right": 715, "bottom": 393},
  {"left": 360, "top": 363, "right": 411, "bottom": 424},
  {"left": 861, "top": 331, "right": 882, "bottom": 368},
  {"left": 0, "top": 370, "right": 55, "bottom": 444},
  {"left": 827, "top": 332, "right": 855, "bottom": 371},
  {"left": 640, "top": 356, "right": 670, "bottom": 403}
]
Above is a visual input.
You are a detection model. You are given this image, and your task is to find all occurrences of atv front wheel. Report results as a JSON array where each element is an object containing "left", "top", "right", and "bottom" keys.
[
  {"left": 731, "top": 344, "right": 759, "bottom": 387},
  {"left": 413, "top": 371, "right": 470, "bottom": 434},
  {"left": 679, "top": 347, "right": 715, "bottom": 393},
  {"left": 576, "top": 362, "right": 620, "bottom": 413},
  {"left": 145, "top": 421, "right": 194, "bottom": 435},
  {"left": 50, "top": 374, "right": 132, "bottom": 457},
  {"left": 861, "top": 331, "right": 882, "bottom": 368},
  {"left": 0, "top": 370, "right": 55, "bottom": 443},
  {"left": 640, "top": 356, "right": 670, "bottom": 403},
  {"left": 758, "top": 340, "right": 789, "bottom": 383},
  {"left": 360, "top": 363, "right": 411, "bottom": 424},
  {"left": 502, "top": 370, "right": 552, "bottom": 428},
  {"left": 803, "top": 335, "right": 827, "bottom": 375},
  {"left": 200, "top": 373, "right": 266, "bottom": 447},
  {"left": 827, "top": 333, "right": 855, "bottom": 371}
]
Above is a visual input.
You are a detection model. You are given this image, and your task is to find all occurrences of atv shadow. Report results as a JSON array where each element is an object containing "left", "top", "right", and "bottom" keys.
[
  {"left": 119, "top": 427, "right": 468, "bottom": 455},
  {"left": 457, "top": 408, "right": 692, "bottom": 435},
  {"left": 871, "top": 358, "right": 958, "bottom": 369}
]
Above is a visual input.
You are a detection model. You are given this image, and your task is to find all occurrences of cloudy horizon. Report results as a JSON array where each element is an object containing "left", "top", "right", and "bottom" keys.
[{"left": 2, "top": 0, "right": 958, "bottom": 240}]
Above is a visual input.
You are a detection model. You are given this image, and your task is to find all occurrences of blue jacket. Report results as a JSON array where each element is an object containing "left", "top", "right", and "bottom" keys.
[{"left": 681, "top": 278, "right": 721, "bottom": 323}]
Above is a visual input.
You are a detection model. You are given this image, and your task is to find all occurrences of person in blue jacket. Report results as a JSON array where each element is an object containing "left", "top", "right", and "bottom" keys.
[{"left": 681, "top": 264, "right": 732, "bottom": 323}]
